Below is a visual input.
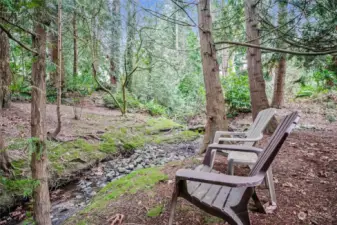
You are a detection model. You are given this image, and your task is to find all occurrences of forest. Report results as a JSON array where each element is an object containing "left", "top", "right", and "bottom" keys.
[{"left": 0, "top": 0, "right": 336, "bottom": 224}]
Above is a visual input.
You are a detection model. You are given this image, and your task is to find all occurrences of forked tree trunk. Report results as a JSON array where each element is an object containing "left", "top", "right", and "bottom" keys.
[
  {"left": 198, "top": 0, "right": 227, "bottom": 153},
  {"left": 245, "top": 0, "right": 277, "bottom": 131},
  {"left": 271, "top": 56, "right": 286, "bottom": 108},
  {"left": 31, "top": 23, "right": 52, "bottom": 225},
  {"left": 0, "top": 18, "right": 12, "bottom": 109}
]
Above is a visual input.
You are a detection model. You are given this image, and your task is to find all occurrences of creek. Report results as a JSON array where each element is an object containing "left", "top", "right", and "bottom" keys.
[{"left": 49, "top": 140, "right": 200, "bottom": 225}]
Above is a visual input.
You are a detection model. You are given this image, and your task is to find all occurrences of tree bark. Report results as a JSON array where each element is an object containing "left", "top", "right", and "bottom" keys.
[
  {"left": 52, "top": 0, "right": 62, "bottom": 138},
  {"left": 271, "top": 56, "right": 286, "bottom": 108},
  {"left": 244, "top": 0, "right": 276, "bottom": 130},
  {"left": 198, "top": 0, "right": 227, "bottom": 153},
  {"left": 73, "top": 0, "right": 77, "bottom": 77},
  {"left": 0, "top": 130, "right": 12, "bottom": 175},
  {"left": 0, "top": 12, "right": 12, "bottom": 109},
  {"left": 31, "top": 22, "right": 52, "bottom": 225},
  {"left": 271, "top": 1, "right": 287, "bottom": 108},
  {"left": 125, "top": 0, "right": 136, "bottom": 92}
]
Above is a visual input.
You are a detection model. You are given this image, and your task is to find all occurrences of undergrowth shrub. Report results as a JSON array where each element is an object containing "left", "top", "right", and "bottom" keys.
[{"left": 222, "top": 71, "right": 251, "bottom": 115}]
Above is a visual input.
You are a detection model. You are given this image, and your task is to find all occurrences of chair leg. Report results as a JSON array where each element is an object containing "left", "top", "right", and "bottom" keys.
[
  {"left": 210, "top": 149, "right": 217, "bottom": 169},
  {"left": 168, "top": 187, "right": 179, "bottom": 225},
  {"left": 227, "top": 159, "right": 234, "bottom": 175},
  {"left": 266, "top": 168, "right": 277, "bottom": 205},
  {"left": 251, "top": 190, "right": 266, "bottom": 214}
]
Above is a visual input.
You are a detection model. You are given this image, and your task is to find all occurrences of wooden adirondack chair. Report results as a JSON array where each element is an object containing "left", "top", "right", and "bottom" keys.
[{"left": 168, "top": 112, "right": 299, "bottom": 225}]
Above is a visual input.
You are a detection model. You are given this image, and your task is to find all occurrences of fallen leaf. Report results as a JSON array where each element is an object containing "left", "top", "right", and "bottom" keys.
[{"left": 298, "top": 211, "right": 307, "bottom": 221}]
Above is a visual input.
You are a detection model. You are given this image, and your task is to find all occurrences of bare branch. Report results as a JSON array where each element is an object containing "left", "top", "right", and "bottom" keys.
[
  {"left": 0, "top": 16, "right": 36, "bottom": 37},
  {"left": 0, "top": 23, "right": 38, "bottom": 55},
  {"left": 215, "top": 40, "right": 337, "bottom": 56}
]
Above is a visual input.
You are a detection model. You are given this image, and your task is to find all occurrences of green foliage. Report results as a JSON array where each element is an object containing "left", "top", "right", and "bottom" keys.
[
  {"left": 144, "top": 100, "right": 167, "bottom": 116},
  {"left": 222, "top": 71, "right": 251, "bottom": 113},
  {"left": 103, "top": 92, "right": 142, "bottom": 110},
  {"left": 0, "top": 177, "right": 39, "bottom": 198},
  {"left": 66, "top": 73, "right": 97, "bottom": 96},
  {"left": 296, "top": 86, "right": 316, "bottom": 98},
  {"left": 147, "top": 204, "right": 163, "bottom": 218}
]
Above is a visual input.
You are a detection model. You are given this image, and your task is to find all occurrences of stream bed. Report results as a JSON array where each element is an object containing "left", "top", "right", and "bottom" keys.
[{"left": 49, "top": 140, "right": 200, "bottom": 225}]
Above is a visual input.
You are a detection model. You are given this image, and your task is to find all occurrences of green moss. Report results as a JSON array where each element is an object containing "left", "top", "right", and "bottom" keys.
[
  {"left": 75, "top": 221, "right": 87, "bottom": 225},
  {"left": 82, "top": 167, "right": 168, "bottom": 213},
  {"left": 203, "top": 215, "right": 223, "bottom": 224},
  {"left": 47, "top": 139, "right": 104, "bottom": 175},
  {"left": 154, "top": 130, "right": 199, "bottom": 144},
  {"left": 147, "top": 204, "right": 163, "bottom": 218},
  {"left": 98, "top": 135, "right": 117, "bottom": 153},
  {"left": 145, "top": 117, "right": 182, "bottom": 134}
]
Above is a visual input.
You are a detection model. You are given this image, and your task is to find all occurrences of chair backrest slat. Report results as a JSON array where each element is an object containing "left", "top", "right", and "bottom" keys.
[
  {"left": 249, "top": 112, "right": 299, "bottom": 176},
  {"left": 243, "top": 108, "right": 276, "bottom": 146}
]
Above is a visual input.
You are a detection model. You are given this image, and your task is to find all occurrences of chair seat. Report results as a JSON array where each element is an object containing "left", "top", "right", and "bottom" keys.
[
  {"left": 228, "top": 152, "right": 258, "bottom": 165},
  {"left": 186, "top": 165, "right": 247, "bottom": 210}
]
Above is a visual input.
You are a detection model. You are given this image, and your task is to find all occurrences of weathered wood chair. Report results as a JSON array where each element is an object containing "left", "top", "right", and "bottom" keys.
[
  {"left": 210, "top": 108, "right": 276, "bottom": 204},
  {"left": 168, "top": 112, "right": 299, "bottom": 225},
  {"left": 210, "top": 108, "right": 276, "bottom": 172}
]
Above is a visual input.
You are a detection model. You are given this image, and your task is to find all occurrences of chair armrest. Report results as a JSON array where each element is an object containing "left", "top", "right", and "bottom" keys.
[
  {"left": 176, "top": 169, "right": 265, "bottom": 187},
  {"left": 214, "top": 131, "right": 247, "bottom": 143},
  {"left": 207, "top": 144, "right": 263, "bottom": 155},
  {"left": 218, "top": 133, "right": 263, "bottom": 143}
]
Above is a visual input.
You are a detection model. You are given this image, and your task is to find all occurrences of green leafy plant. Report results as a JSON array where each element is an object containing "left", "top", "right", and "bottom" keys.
[{"left": 222, "top": 71, "right": 251, "bottom": 114}]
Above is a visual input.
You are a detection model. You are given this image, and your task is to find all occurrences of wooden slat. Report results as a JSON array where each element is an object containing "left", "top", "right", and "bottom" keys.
[
  {"left": 201, "top": 184, "right": 222, "bottom": 206},
  {"left": 187, "top": 165, "right": 212, "bottom": 195},
  {"left": 192, "top": 183, "right": 212, "bottom": 200},
  {"left": 212, "top": 186, "right": 231, "bottom": 209},
  {"left": 192, "top": 168, "right": 221, "bottom": 202}
]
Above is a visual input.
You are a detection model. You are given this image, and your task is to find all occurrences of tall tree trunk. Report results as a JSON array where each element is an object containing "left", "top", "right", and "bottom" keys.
[
  {"left": 244, "top": 0, "right": 275, "bottom": 122},
  {"left": 52, "top": 0, "right": 62, "bottom": 137},
  {"left": 125, "top": 0, "right": 136, "bottom": 92},
  {"left": 271, "top": 0, "right": 287, "bottom": 108},
  {"left": 31, "top": 22, "right": 52, "bottom": 225},
  {"left": 0, "top": 10, "right": 12, "bottom": 109},
  {"left": 271, "top": 56, "right": 286, "bottom": 108},
  {"left": 0, "top": 129, "right": 12, "bottom": 175},
  {"left": 110, "top": 0, "right": 121, "bottom": 82},
  {"left": 73, "top": 0, "right": 77, "bottom": 77},
  {"left": 198, "top": 0, "right": 227, "bottom": 153}
]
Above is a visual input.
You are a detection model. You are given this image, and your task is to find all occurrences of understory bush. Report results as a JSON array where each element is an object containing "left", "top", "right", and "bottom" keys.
[{"left": 222, "top": 71, "right": 251, "bottom": 114}]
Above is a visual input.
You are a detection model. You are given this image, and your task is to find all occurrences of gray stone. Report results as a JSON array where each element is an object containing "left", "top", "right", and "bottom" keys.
[
  {"left": 89, "top": 191, "right": 97, "bottom": 197},
  {"left": 76, "top": 195, "right": 83, "bottom": 199},
  {"left": 135, "top": 157, "right": 143, "bottom": 164},
  {"left": 118, "top": 167, "right": 126, "bottom": 173},
  {"left": 136, "top": 164, "right": 144, "bottom": 169},
  {"left": 128, "top": 164, "right": 134, "bottom": 169}
]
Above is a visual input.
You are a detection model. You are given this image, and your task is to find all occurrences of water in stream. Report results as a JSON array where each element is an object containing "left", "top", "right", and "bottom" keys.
[{"left": 49, "top": 140, "right": 200, "bottom": 225}]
